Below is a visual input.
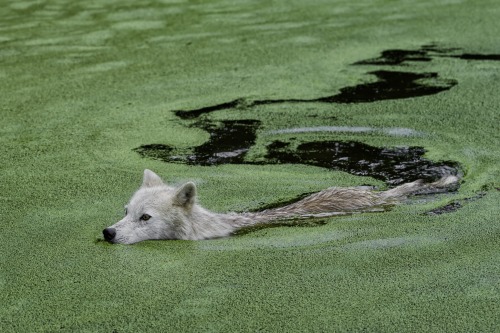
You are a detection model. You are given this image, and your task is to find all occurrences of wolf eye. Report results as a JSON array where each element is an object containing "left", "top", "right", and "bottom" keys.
[{"left": 140, "top": 214, "right": 151, "bottom": 221}]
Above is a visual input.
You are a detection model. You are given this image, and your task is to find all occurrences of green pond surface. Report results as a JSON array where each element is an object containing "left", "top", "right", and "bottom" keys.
[{"left": 1, "top": 0, "right": 499, "bottom": 332}]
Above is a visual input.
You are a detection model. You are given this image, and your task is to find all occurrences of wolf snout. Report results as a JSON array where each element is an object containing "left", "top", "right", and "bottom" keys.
[{"left": 103, "top": 227, "right": 117, "bottom": 242}]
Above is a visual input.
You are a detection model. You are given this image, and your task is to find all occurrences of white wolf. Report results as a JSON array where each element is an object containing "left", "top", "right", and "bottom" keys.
[{"left": 103, "top": 169, "right": 458, "bottom": 244}]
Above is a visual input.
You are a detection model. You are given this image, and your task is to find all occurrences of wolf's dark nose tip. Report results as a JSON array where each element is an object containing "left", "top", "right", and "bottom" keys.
[{"left": 103, "top": 228, "right": 116, "bottom": 241}]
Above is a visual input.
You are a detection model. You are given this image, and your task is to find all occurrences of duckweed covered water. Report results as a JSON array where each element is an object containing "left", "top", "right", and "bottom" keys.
[{"left": 1, "top": 1, "right": 500, "bottom": 332}]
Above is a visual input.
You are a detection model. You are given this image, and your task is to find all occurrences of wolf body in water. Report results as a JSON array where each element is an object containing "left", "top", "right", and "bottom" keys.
[{"left": 102, "top": 170, "right": 458, "bottom": 244}]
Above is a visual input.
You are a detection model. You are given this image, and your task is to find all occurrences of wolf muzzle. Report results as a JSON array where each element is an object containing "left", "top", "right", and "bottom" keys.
[{"left": 103, "top": 228, "right": 117, "bottom": 242}]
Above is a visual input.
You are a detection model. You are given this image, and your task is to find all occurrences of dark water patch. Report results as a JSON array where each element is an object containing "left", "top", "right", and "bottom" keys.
[
  {"left": 135, "top": 118, "right": 460, "bottom": 186},
  {"left": 173, "top": 70, "right": 457, "bottom": 118},
  {"left": 318, "top": 71, "right": 457, "bottom": 104},
  {"left": 425, "top": 201, "right": 462, "bottom": 215},
  {"left": 175, "top": 98, "right": 317, "bottom": 119},
  {"left": 354, "top": 49, "right": 432, "bottom": 65},
  {"left": 424, "top": 192, "right": 485, "bottom": 215},
  {"left": 135, "top": 119, "right": 261, "bottom": 166},
  {"left": 354, "top": 45, "right": 500, "bottom": 66},
  {"left": 190, "top": 119, "right": 260, "bottom": 165},
  {"left": 451, "top": 54, "right": 500, "bottom": 61},
  {"left": 172, "top": 45, "right": 500, "bottom": 119},
  {"left": 175, "top": 99, "right": 244, "bottom": 120},
  {"left": 266, "top": 140, "right": 459, "bottom": 185},
  {"left": 355, "top": 45, "right": 461, "bottom": 66},
  {"left": 134, "top": 144, "right": 174, "bottom": 161}
]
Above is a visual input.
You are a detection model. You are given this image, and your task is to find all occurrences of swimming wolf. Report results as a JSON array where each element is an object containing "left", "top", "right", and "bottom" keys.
[{"left": 102, "top": 169, "right": 458, "bottom": 244}]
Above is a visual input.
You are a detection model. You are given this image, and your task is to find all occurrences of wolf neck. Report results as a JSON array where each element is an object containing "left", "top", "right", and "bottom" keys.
[
  {"left": 178, "top": 205, "right": 256, "bottom": 240},
  {"left": 177, "top": 203, "right": 323, "bottom": 240}
]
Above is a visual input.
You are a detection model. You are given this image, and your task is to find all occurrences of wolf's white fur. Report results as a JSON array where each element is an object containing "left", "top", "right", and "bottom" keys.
[{"left": 103, "top": 169, "right": 458, "bottom": 244}]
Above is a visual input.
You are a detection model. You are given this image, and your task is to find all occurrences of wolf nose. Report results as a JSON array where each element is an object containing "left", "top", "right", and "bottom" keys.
[{"left": 103, "top": 228, "right": 116, "bottom": 242}]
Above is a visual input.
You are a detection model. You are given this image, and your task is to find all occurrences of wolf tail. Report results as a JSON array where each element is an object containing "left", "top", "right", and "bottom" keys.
[
  {"left": 247, "top": 175, "right": 460, "bottom": 222},
  {"left": 380, "top": 175, "right": 460, "bottom": 199}
]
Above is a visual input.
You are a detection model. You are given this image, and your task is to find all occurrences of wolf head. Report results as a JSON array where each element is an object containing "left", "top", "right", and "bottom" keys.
[{"left": 103, "top": 169, "right": 197, "bottom": 244}]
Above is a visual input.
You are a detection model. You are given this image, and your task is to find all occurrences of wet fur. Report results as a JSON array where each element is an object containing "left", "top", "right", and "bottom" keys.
[{"left": 103, "top": 170, "right": 458, "bottom": 244}]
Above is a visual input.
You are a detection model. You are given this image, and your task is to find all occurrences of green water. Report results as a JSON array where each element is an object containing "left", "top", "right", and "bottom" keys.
[{"left": 1, "top": 0, "right": 499, "bottom": 332}]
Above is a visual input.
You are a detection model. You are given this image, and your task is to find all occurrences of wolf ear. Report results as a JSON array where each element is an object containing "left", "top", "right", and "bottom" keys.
[
  {"left": 142, "top": 169, "right": 164, "bottom": 188},
  {"left": 174, "top": 182, "right": 197, "bottom": 207}
]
